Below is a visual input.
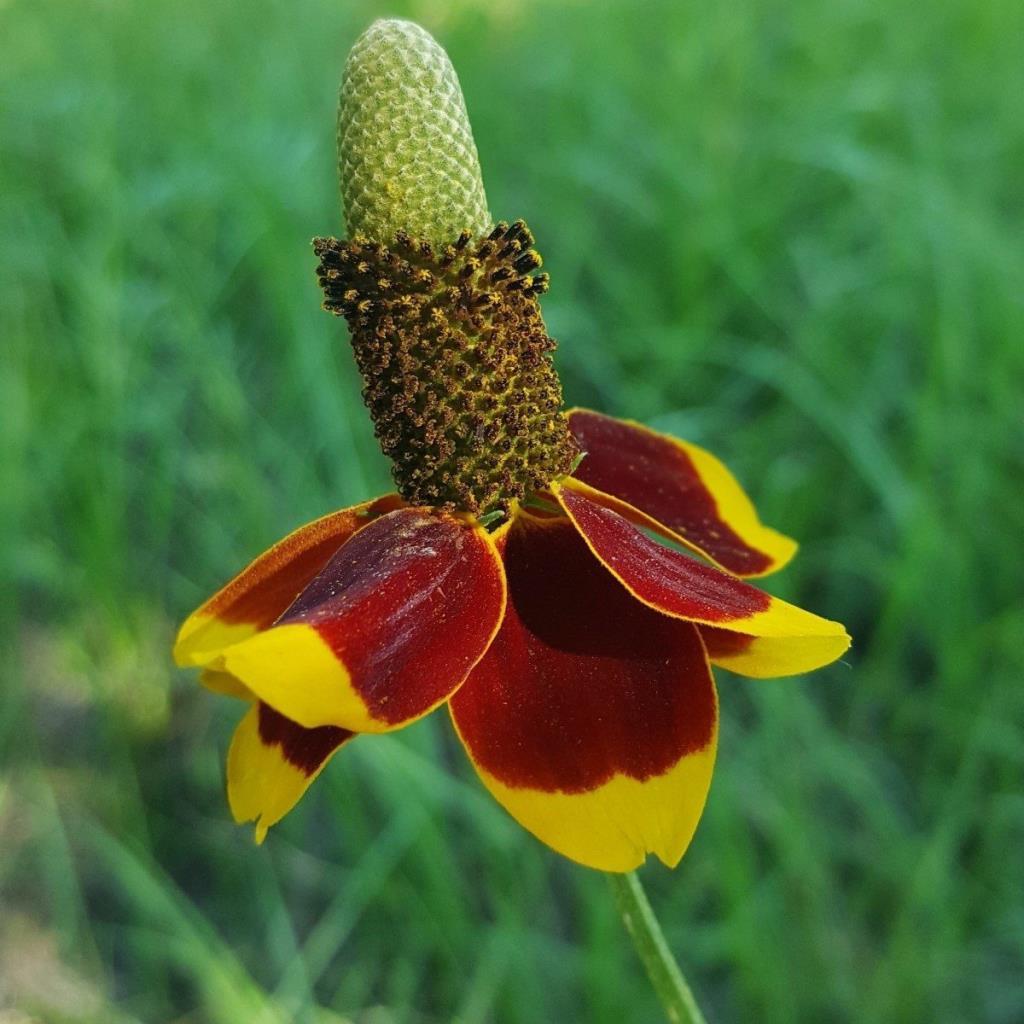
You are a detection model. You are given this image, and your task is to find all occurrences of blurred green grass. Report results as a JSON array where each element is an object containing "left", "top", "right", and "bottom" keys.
[{"left": 3, "top": 0, "right": 1023, "bottom": 1020}]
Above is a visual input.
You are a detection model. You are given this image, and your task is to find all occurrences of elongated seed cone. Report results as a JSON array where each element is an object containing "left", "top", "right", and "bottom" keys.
[
  {"left": 338, "top": 19, "right": 491, "bottom": 243},
  {"left": 315, "top": 222, "right": 577, "bottom": 514}
]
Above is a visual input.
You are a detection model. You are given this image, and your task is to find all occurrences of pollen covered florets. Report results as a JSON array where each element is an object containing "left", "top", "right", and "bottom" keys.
[{"left": 315, "top": 221, "right": 578, "bottom": 515}]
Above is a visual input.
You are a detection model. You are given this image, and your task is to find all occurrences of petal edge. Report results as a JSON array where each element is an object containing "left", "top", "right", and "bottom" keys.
[
  {"left": 567, "top": 409, "right": 796, "bottom": 577},
  {"left": 227, "top": 703, "right": 353, "bottom": 843},
  {"left": 174, "top": 494, "right": 405, "bottom": 668},
  {"left": 220, "top": 509, "right": 507, "bottom": 732},
  {"left": 554, "top": 482, "right": 850, "bottom": 677}
]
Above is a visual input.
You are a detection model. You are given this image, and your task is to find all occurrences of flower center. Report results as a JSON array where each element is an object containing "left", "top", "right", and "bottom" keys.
[{"left": 315, "top": 220, "right": 579, "bottom": 515}]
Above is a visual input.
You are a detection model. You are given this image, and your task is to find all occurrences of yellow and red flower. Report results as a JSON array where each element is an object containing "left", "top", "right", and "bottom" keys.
[
  {"left": 175, "top": 401, "right": 848, "bottom": 871},
  {"left": 173, "top": 19, "right": 850, "bottom": 873}
]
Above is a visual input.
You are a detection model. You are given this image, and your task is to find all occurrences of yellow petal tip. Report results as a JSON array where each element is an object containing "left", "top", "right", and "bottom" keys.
[{"left": 220, "top": 623, "right": 370, "bottom": 731}]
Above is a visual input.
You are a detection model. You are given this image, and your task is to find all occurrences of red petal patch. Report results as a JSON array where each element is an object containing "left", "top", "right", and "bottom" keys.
[
  {"left": 556, "top": 483, "right": 770, "bottom": 624},
  {"left": 698, "top": 626, "right": 755, "bottom": 660},
  {"left": 174, "top": 494, "right": 405, "bottom": 668},
  {"left": 449, "top": 514, "right": 717, "bottom": 870},
  {"left": 567, "top": 409, "right": 792, "bottom": 576},
  {"left": 257, "top": 703, "right": 353, "bottom": 777},
  {"left": 219, "top": 509, "right": 507, "bottom": 732},
  {"left": 555, "top": 483, "right": 850, "bottom": 676},
  {"left": 451, "top": 515, "right": 715, "bottom": 789},
  {"left": 206, "top": 495, "right": 405, "bottom": 630},
  {"left": 227, "top": 702, "right": 354, "bottom": 843}
]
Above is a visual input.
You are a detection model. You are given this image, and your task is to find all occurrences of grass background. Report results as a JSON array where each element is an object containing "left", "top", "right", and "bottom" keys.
[{"left": 3, "top": 0, "right": 1023, "bottom": 1020}]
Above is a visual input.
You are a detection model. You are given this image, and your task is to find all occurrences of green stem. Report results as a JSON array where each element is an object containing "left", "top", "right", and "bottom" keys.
[{"left": 609, "top": 872, "right": 709, "bottom": 1024}]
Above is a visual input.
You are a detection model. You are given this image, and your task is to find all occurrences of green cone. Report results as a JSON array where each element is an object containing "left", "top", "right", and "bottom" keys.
[{"left": 337, "top": 19, "right": 491, "bottom": 243}]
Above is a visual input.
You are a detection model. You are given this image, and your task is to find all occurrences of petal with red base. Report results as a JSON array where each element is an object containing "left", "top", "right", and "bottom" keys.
[
  {"left": 174, "top": 494, "right": 406, "bottom": 669},
  {"left": 696, "top": 625, "right": 848, "bottom": 678},
  {"left": 227, "top": 702, "right": 353, "bottom": 842},
  {"left": 449, "top": 513, "right": 717, "bottom": 873},
  {"left": 219, "top": 508, "right": 506, "bottom": 733},
  {"left": 567, "top": 409, "right": 796, "bottom": 577},
  {"left": 554, "top": 482, "right": 850, "bottom": 677}
]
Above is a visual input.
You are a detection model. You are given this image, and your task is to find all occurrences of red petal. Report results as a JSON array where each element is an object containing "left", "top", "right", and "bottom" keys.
[
  {"left": 256, "top": 702, "right": 353, "bottom": 776},
  {"left": 227, "top": 702, "right": 353, "bottom": 843},
  {"left": 555, "top": 483, "right": 850, "bottom": 676},
  {"left": 567, "top": 409, "right": 796, "bottom": 577},
  {"left": 219, "top": 509, "right": 507, "bottom": 732},
  {"left": 174, "top": 494, "right": 405, "bottom": 668},
  {"left": 449, "top": 513, "right": 717, "bottom": 871}
]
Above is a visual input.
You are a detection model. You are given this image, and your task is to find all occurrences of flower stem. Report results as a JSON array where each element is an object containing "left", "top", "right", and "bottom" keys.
[{"left": 609, "top": 871, "right": 709, "bottom": 1024}]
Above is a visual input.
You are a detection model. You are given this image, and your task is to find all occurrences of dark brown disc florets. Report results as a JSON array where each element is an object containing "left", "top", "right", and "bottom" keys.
[{"left": 314, "top": 220, "right": 579, "bottom": 515}]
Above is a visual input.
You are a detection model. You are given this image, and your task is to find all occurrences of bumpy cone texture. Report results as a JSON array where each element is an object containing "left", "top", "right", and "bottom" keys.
[
  {"left": 338, "top": 19, "right": 491, "bottom": 243},
  {"left": 315, "top": 222, "right": 578, "bottom": 515}
]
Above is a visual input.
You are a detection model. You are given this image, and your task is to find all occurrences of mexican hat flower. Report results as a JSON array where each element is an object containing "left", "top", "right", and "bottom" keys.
[{"left": 173, "top": 19, "right": 850, "bottom": 873}]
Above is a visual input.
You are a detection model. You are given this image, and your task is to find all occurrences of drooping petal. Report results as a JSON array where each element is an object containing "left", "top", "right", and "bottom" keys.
[
  {"left": 567, "top": 409, "right": 796, "bottom": 577},
  {"left": 219, "top": 508, "right": 506, "bottom": 733},
  {"left": 696, "top": 625, "right": 848, "bottom": 678},
  {"left": 554, "top": 482, "right": 850, "bottom": 676},
  {"left": 227, "top": 702, "right": 353, "bottom": 843},
  {"left": 174, "top": 494, "right": 406, "bottom": 669},
  {"left": 449, "top": 513, "right": 717, "bottom": 873}
]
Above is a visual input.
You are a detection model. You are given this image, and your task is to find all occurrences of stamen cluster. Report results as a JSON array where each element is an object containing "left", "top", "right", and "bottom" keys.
[{"left": 314, "top": 220, "right": 579, "bottom": 515}]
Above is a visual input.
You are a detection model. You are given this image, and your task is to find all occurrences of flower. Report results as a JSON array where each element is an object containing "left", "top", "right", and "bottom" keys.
[{"left": 173, "top": 19, "right": 850, "bottom": 873}]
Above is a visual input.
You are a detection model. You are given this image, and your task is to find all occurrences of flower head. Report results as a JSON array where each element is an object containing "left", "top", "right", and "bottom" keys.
[{"left": 174, "top": 19, "right": 851, "bottom": 872}]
